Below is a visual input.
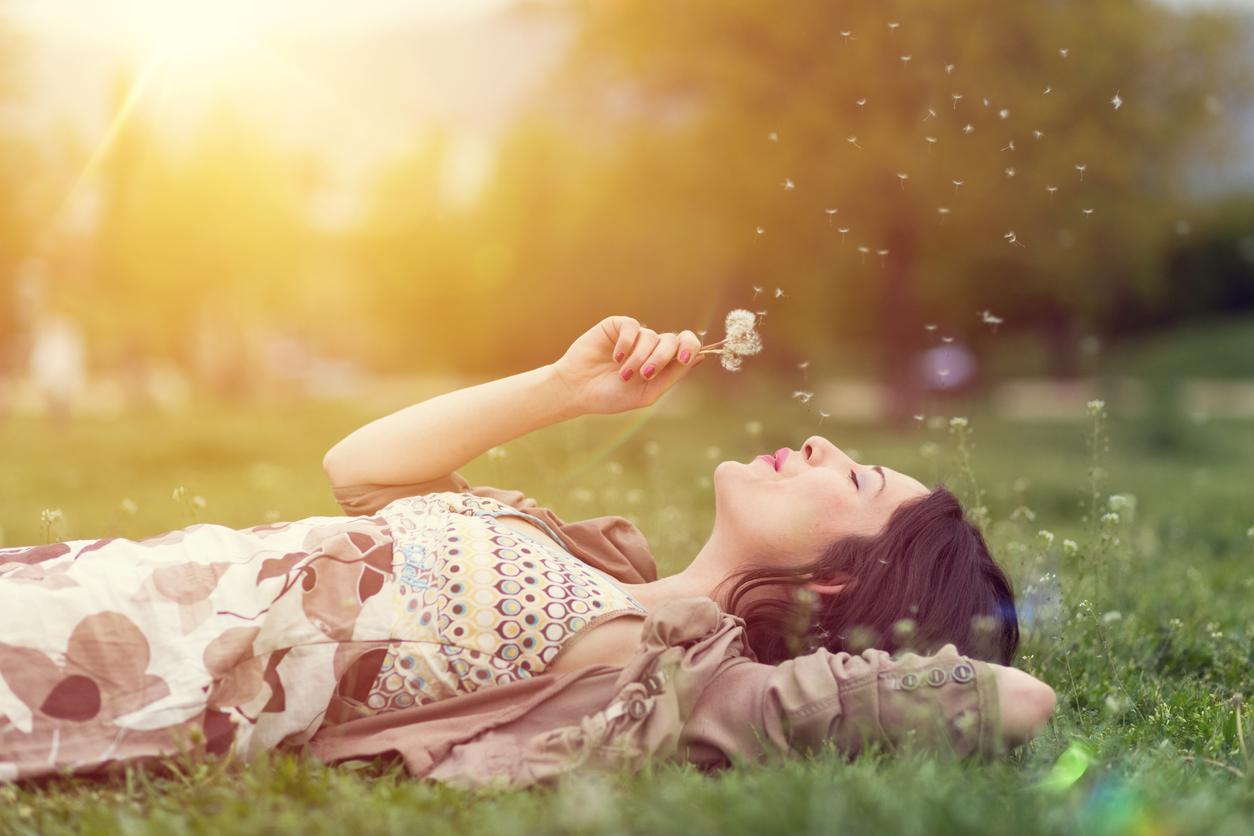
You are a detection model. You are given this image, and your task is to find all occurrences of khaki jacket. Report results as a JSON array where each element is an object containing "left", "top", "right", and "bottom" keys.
[{"left": 313, "top": 478, "right": 1002, "bottom": 787}]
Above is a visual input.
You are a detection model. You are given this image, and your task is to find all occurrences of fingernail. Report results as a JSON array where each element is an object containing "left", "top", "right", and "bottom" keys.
[
  {"left": 620, "top": 368, "right": 634, "bottom": 381},
  {"left": 614, "top": 352, "right": 625, "bottom": 362},
  {"left": 642, "top": 364, "right": 655, "bottom": 379},
  {"left": 679, "top": 350, "right": 691, "bottom": 364}
]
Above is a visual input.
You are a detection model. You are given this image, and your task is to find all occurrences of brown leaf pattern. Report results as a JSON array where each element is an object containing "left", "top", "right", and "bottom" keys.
[{"left": 0, "top": 513, "right": 393, "bottom": 781}]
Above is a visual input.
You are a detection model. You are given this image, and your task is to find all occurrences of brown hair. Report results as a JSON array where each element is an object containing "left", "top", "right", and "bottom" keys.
[{"left": 718, "top": 487, "right": 1019, "bottom": 666}]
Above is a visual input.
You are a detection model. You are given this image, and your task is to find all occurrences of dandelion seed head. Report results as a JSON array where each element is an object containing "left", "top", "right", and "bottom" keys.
[
  {"left": 721, "top": 354, "right": 743, "bottom": 372},
  {"left": 963, "top": 124, "right": 974, "bottom": 134},
  {"left": 1003, "top": 140, "right": 1015, "bottom": 151},
  {"left": 774, "top": 287, "right": 785, "bottom": 298},
  {"left": 953, "top": 179, "right": 964, "bottom": 186},
  {"left": 1047, "top": 185, "right": 1058, "bottom": 194},
  {"left": 897, "top": 172, "right": 909, "bottom": 181},
  {"left": 1005, "top": 167, "right": 1016, "bottom": 178},
  {"left": 1111, "top": 91, "right": 1123, "bottom": 110},
  {"left": 1043, "top": 86, "right": 1053, "bottom": 95}
]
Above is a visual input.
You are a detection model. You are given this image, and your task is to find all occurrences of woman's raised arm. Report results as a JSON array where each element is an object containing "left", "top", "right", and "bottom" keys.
[{"left": 323, "top": 316, "right": 703, "bottom": 489}]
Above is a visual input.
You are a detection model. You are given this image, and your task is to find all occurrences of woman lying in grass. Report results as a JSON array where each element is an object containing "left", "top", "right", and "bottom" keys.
[{"left": 0, "top": 316, "right": 1054, "bottom": 785}]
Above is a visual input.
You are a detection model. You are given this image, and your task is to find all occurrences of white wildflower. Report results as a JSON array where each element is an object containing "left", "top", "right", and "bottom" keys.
[
  {"left": 1039, "top": 530, "right": 1056, "bottom": 545},
  {"left": 949, "top": 416, "right": 969, "bottom": 428},
  {"left": 1102, "top": 512, "right": 1120, "bottom": 525},
  {"left": 41, "top": 509, "right": 63, "bottom": 524},
  {"left": 1063, "top": 539, "right": 1078, "bottom": 553},
  {"left": 1087, "top": 399, "right": 1106, "bottom": 413}
]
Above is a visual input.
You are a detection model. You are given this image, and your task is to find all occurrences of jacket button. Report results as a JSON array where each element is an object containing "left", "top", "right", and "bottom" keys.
[
  {"left": 627, "top": 698, "right": 649, "bottom": 720},
  {"left": 925, "top": 667, "right": 949, "bottom": 688},
  {"left": 899, "top": 672, "right": 920, "bottom": 691},
  {"left": 951, "top": 663, "right": 975, "bottom": 684},
  {"left": 644, "top": 674, "right": 665, "bottom": 695}
]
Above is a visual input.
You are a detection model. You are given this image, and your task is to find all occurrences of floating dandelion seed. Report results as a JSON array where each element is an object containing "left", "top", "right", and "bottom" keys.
[
  {"left": 783, "top": 178, "right": 795, "bottom": 191},
  {"left": 896, "top": 172, "right": 909, "bottom": 188},
  {"left": 1082, "top": 208, "right": 1095, "bottom": 224},
  {"left": 1111, "top": 91, "right": 1123, "bottom": 110},
  {"left": 756, "top": 226, "right": 765, "bottom": 236},
  {"left": 1044, "top": 86, "right": 1053, "bottom": 95},
  {"left": 793, "top": 390, "right": 815, "bottom": 404},
  {"left": 837, "top": 227, "right": 850, "bottom": 241},
  {"left": 901, "top": 55, "right": 912, "bottom": 68},
  {"left": 752, "top": 285, "right": 764, "bottom": 299},
  {"left": 945, "top": 63, "right": 955, "bottom": 74},
  {"left": 775, "top": 287, "right": 786, "bottom": 298},
  {"left": 952, "top": 93, "right": 963, "bottom": 108},
  {"left": 941, "top": 336, "right": 955, "bottom": 344},
  {"left": 1003, "top": 140, "right": 1015, "bottom": 151},
  {"left": 924, "top": 108, "right": 937, "bottom": 121},
  {"left": 848, "top": 135, "right": 862, "bottom": 148},
  {"left": 825, "top": 207, "right": 838, "bottom": 225},
  {"left": 700, "top": 309, "right": 763, "bottom": 372},
  {"left": 984, "top": 98, "right": 991, "bottom": 107},
  {"left": 1075, "top": 164, "right": 1087, "bottom": 180},
  {"left": 938, "top": 207, "right": 950, "bottom": 223},
  {"left": 877, "top": 249, "right": 890, "bottom": 266},
  {"left": 857, "top": 246, "right": 870, "bottom": 263},
  {"left": 1060, "top": 48, "right": 1069, "bottom": 57},
  {"left": 1005, "top": 167, "right": 1016, "bottom": 178},
  {"left": 768, "top": 132, "right": 778, "bottom": 142},
  {"left": 1005, "top": 230, "right": 1025, "bottom": 247},
  {"left": 819, "top": 410, "right": 831, "bottom": 424},
  {"left": 953, "top": 179, "right": 964, "bottom": 192},
  {"left": 999, "top": 109, "right": 1010, "bottom": 119},
  {"left": 980, "top": 309, "right": 1004, "bottom": 332},
  {"left": 856, "top": 98, "right": 866, "bottom": 110},
  {"left": 888, "top": 22, "right": 899, "bottom": 32},
  {"left": 914, "top": 414, "right": 925, "bottom": 422},
  {"left": 1033, "top": 130, "right": 1044, "bottom": 139},
  {"left": 963, "top": 124, "right": 974, "bottom": 134},
  {"left": 798, "top": 360, "right": 810, "bottom": 379},
  {"left": 1046, "top": 185, "right": 1058, "bottom": 201},
  {"left": 841, "top": 30, "right": 852, "bottom": 43},
  {"left": 925, "top": 324, "right": 938, "bottom": 332},
  {"left": 925, "top": 136, "right": 938, "bottom": 150}
]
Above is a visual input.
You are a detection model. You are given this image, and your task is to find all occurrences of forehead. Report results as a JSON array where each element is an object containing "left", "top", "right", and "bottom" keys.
[{"left": 885, "top": 467, "right": 929, "bottom": 499}]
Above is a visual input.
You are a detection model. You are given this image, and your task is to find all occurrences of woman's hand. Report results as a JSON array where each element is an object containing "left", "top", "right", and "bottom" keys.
[{"left": 554, "top": 316, "right": 704, "bottom": 415}]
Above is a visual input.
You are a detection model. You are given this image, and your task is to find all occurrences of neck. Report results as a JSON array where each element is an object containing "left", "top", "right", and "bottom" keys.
[{"left": 628, "top": 527, "right": 743, "bottom": 612}]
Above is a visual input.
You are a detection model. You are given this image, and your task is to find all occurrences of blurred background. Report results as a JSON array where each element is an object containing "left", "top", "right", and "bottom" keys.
[{"left": 2, "top": 0, "right": 1254, "bottom": 419}]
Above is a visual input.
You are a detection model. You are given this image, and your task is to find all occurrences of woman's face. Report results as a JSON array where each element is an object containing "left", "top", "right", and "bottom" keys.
[{"left": 712, "top": 436, "right": 929, "bottom": 565}]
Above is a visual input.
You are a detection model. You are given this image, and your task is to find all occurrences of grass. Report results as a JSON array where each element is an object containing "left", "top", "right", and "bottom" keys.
[{"left": 2, "top": 377, "right": 1254, "bottom": 835}]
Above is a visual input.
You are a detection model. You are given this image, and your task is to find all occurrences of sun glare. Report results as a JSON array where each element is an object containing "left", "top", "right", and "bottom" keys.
[{"left": 122, "top": 0, "right": 258, "bottom": 52}]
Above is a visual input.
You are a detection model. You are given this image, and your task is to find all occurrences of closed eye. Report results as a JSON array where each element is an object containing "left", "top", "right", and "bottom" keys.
[{"left": 850, "top": 469, "right": 858, "bottom": 488}]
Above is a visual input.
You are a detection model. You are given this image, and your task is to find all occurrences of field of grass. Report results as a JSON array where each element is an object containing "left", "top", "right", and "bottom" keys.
[{"left": 1, "top": 371, "right": 1254, "bottom": 834}]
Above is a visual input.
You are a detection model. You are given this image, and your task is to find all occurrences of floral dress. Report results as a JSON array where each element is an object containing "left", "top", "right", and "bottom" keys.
[{"left": 0, "top": 493, "right": 646, "bottom": 782}]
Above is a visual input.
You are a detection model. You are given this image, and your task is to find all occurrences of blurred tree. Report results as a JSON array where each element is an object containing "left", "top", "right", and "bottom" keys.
[
  {"left": 88, "top": 90, "right": 314, "bottom": 393},
  {"left": 0, "top": 11, "right": 37, "bottom": 372},
  {"left": 364, "top": 0, "right": 1250, "bottom": 408}
]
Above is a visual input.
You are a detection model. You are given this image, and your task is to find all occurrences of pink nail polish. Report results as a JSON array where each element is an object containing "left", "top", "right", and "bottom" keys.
[
  {"left": 642, "top": 364, "right": 655, "bottom": 379},
  {"left": 614, "top": 352, "right": 625, "bottom": 362},
  {"left": 679, "top": 350, "right": 691, "bottom": 364},
  {"left": 621, "top": 368, "right": 634, "bottom": 381}
]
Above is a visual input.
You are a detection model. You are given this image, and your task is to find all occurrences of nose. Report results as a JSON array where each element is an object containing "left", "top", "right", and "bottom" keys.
[{"left": 801, "top": 436, "right": 847, "bottom": 466}]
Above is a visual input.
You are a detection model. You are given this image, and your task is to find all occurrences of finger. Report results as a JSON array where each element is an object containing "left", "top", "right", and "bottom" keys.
[
  {"left": 607, "top": 317, "right": 640, "bottom": 365},
  {"left": 640, "top": 333, "right": 680, "bottom": 380},
  {"left": 675, "top": 330, "right": 701, "bottom": 366},
  {"left": 620, "top": 328, "right": 660, "bottom": 382}
]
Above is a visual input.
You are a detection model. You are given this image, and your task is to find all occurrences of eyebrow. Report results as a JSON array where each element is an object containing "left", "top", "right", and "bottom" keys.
[{"left": 873, "top": 466, "right": 886, "bottom": 495}]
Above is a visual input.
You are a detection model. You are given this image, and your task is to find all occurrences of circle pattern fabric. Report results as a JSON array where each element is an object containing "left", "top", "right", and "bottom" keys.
[{"left": 364, "top": 493, "right": 647, "bottom": 713}]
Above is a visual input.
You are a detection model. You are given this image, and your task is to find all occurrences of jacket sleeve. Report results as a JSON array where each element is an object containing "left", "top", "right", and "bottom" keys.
[{"left": 680, "top": 644, "right": 1002, "bottom": 765}]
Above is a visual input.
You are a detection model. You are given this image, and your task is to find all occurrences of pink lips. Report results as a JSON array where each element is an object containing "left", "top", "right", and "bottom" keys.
[{"left": 756, "top": 448, "right": 791, "bottom": 472}]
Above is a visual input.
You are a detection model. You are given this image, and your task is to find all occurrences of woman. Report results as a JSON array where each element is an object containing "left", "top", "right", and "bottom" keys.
[{"left": 0, "top": 317, "right": 1054, "bottom": 785}]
